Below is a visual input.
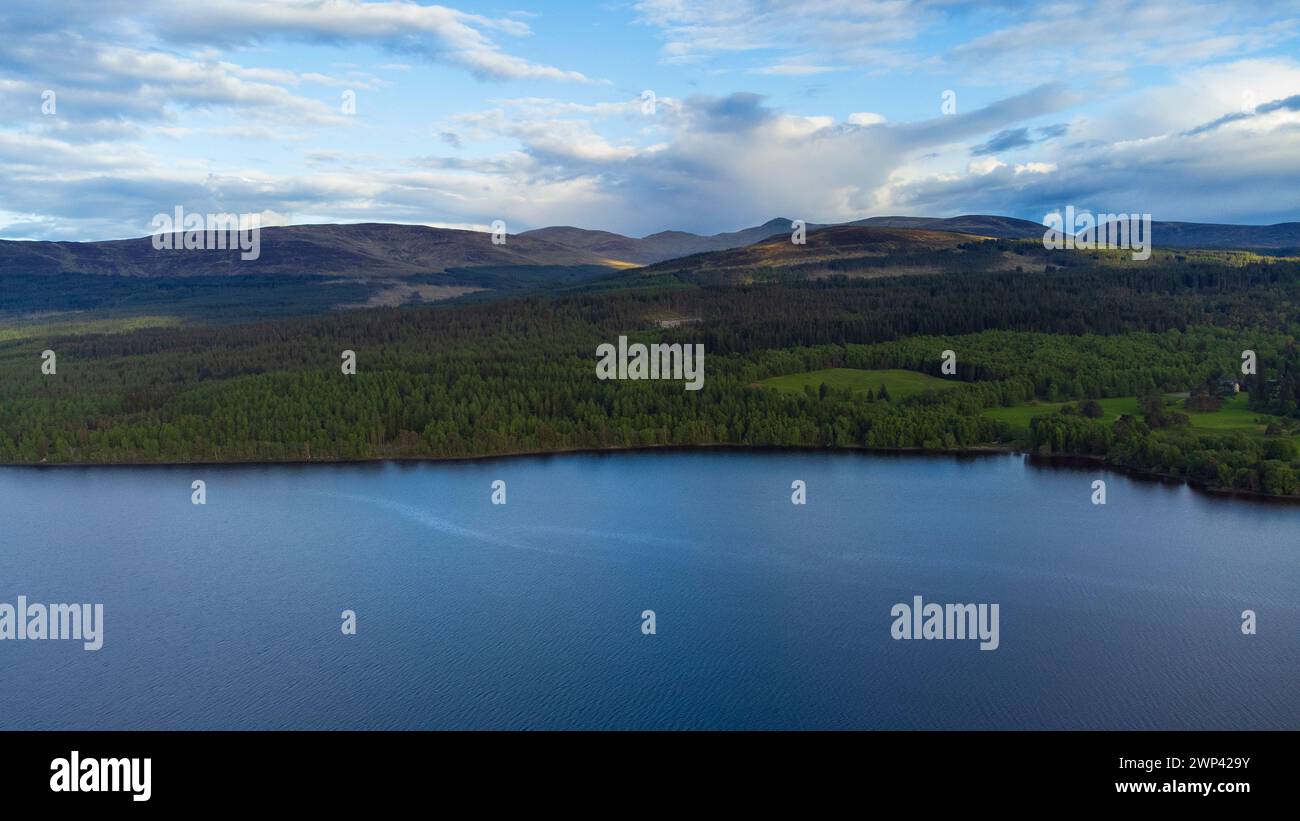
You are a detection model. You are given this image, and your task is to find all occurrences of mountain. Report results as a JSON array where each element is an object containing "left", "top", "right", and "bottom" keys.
[
  {"left": 4, "top": 215, "right": 1296, "bottom": 287},
  {"left": 521, "top": 218, "right": 797, "bottom": 265},
  {"left": 1139, "top": 221, "right": 1300, "bottom": 253},
  {"left": 620, "top": 216, "right": 1300, "bottom": 289},
  {"left": 0, "top": 223, "right": 637, "bottom": 279},
  {"left": 522, "top": 216, "right": 1046, "bottom": 264},
  {"left": 628, "top": 225, "right": 999, "bottom": 285},
  {"left": 847, "top": 214, "right": 1300, "bottom": 252},
  {"left": 845, "top": 214, "right": 1048, "bottom": 239},
  {"left": 510, "top": 226, "right": 651, "bottom": 264},
  {"left": 5, "top": 215, "right": 1295, "bottom": 324}
]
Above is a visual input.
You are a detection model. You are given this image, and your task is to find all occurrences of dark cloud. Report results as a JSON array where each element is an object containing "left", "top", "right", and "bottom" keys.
[
  {"left": 971, "top": 127, "right": 1034, "bottom": 155},
  {"left": 895, "top": 84, "right": 1079, "bottom": 149},
  {"left": 1183, "top": 93, "right": 1300, "bottom": 136},
  {"left": 689, "top": 92, "right": 774, "bottom": 132},
  {"left": 894, "top": 120, "right": 1300, "bottom": 226},
  {"left": 971, "top": 122, "right": 1069, "bottom": 155}
]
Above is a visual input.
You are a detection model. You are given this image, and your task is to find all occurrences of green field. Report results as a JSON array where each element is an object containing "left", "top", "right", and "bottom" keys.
[
  {"left": 759, "top": 373, "right": 1293, "bottom": 445},
  {"left": 0, "top": 314, "right": 182, "bottom": 341},
  {"left": 984, "top": 392, "right": 1293, "bottom": 440},
  {"left": 1182, "top": 392, "right": 1266, "bottom": 431},
  {"left": 982, "top": 396, "right": 1143, "bottom": 433},
  {"left": 760, "top": 368, "right": 965, "bottom": 399}
]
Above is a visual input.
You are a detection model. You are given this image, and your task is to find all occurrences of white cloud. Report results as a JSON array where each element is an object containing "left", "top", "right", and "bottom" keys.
[
  {"left": 1014, "top": 162, "right": 1056, "bottom": 175},
  {"left": 848, "top": 112, "right": 886, "bottom": 126},
  {"left": 968, "top": 157, "right": 1006, "bottom": 175},
  {"left": 947, "top": 0, "right": 1299, "bottom": 81},
  {"left": 145, "top": 0, "right": 590, "bottom": 82},
  {"left": 2, "top": 2, "right": 1299, "bottom": 240}
]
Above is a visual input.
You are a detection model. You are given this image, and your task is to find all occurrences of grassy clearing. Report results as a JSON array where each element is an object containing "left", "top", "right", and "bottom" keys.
[
  {"left": 758, "top": 372, "right": 1294, "bottom": 445},
  {"left": 982, "top": 396, "right": 1142, "bottom": 432},
  {"left": 984, "top": 392, "right": 1298, "bottom": 443},
  {"left": 760, "top": 367, "right": 965, "bottom": 399},
  {"left": 1181, "top": 392, "right": 1264, "bottom": 432},
  {"left": 0, "top": 315, "right": 181, "bottom": 342}
]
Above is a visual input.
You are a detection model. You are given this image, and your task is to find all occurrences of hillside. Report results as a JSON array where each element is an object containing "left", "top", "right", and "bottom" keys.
[
  {"left": 523, "top": 213, "right": 1300, "bottom": 266},
  {"left": 630, "top": 225, "right": 1009, "bottom": 284},
  {"left": 846, "top": 214, "right": 1047, "bottom": 239},
  {"left": 5, "top": 215, "right": 1296, "bottom": 283},
  {"left": 521, "top": 218, "right": 797, "bottom": 265},
  {"left": 1136, "top": 221, "right": 1300, "bottom": 253},
  {"left": 3, "top": 214, "right": 1296, "bottom": 325},
  {"left": 0, "top": 223, "right": 637, "bottom": 279},
  {"left": 520, "top": 216, "right": 1044, "bottom": 265},
  {"left": 846, "top": 214, "right": 1300, "bottom": 252}
]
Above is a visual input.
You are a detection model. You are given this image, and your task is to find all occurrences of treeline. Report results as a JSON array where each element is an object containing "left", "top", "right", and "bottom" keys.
[
  {"left": 1029, "top": 413, "right": 1299, "bottom": 496},
  {"left": 1245, "top": 347, "right": 1300, "bottom": 418},
  {"left": 609, "top": 258, "right": 1300, "bottom": 353},
  {"left": 0, "top": 272, "right": 377, "bottom": 321},
  {"left": 1, "top": 261, "right": 1298, "bottom": 496}
]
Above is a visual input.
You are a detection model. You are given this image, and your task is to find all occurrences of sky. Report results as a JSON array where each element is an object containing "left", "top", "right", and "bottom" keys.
[{"left": 1, "top": 0, "right": 1299, "bottom": 241}]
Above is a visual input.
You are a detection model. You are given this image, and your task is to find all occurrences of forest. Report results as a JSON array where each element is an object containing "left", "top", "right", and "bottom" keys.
[{"left": 2, "top": 253, "right": 1299, "bottom": 497}]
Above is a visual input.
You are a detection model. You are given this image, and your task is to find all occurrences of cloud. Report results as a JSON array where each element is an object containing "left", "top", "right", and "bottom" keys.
[
  {"left": 0, "top": 34, "right": 354, "bottom": 131},
  {"left": 971, "top": 128, "right": 1034, "bottom": 155},
  {"left": 750, "top": 62, "right": 842, "bottom": 76},
  {"left": 634, "top": 0, "right": 929, "bottom": 69},
  {"left": 0, "top": 82, "right": 1087, "bottom": 240},
  {"left": 0, "top": 0, "right": 590, "bottom": 139},
  {"left": 691, "top": 92, "right": 775, "bottom": 131},
  {"left": 971, "top": 123, "right": 1070, "bottom": 155},
  {"left": 143, "top": 0, "right": 588, "bottom": 82},
  {"left": 888, "top": 108, "right": 1300, "bottom": 224},
  {"left": 1183, "top": 93, "right": 1300, "bottom": 136},
  {"left": 968, "top": 157, "right": 1006, "bottom": 176},
  {"left": 946, "top": 0, "right": 1299, "bottom": 80},
  {"left": 2, "top": 5, "right": 1299, "bottom": 240},
  {"left": 403, "top": 85, "right": 1089, "bottom": 234},
  {"left": 634, "top": 0, "right": 1297, "bottom": 83},
  {"left": 848, "top": 112, "right": 886, "bottom": 126}
]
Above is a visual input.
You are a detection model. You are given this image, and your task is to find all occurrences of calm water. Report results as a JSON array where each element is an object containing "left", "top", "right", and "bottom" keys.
[{"left": 1, "top": 451, "right": 1296, "bottom": 730}]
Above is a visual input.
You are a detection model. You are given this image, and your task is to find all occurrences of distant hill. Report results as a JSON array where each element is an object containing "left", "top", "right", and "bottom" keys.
[
  {"left": 630, "top": 225, "right": 1000, "bottom": 285},
  {"left": 1137, "top": 221, "right": 1300, "bottom": 253},
  {"left": 0, "top": 217, "right": 966, "bottom": 280},
  {"left": 846, "top": 214, "right": 1048, "bottom": 239},
  {"left": 3, "top": 215, "right": 1296, "bottom": 288},
  {"left": 522, "top": 216, "right": 1046, "bottom": 264},
  {"left": 522, "top": 213, "right": 1300, "bottom": 267},
  {"left": 621, "top": 217, "right": 1300, "bottom": 289},
  {"left": 0, "top": 223, "right": 637, "bottom": 279},
  {"left": 852, "top": 214, "right": 1300, "bottom": 252},
  {"left": 521, "top": 218, "right": 797, "bottom": 264}
]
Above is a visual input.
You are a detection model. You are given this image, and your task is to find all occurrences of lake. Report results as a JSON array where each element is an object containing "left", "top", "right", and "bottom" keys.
[{"left": 1, "top": 451, "right": 1296, "bottom": 729}]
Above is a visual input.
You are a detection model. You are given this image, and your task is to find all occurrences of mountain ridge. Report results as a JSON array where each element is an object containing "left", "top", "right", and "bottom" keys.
[
  {"left": 2, "top": 215, "right": 1296, "bottom": 281},
  {"left": 0, "top": 222, "right": 638, "bottom": 279}
]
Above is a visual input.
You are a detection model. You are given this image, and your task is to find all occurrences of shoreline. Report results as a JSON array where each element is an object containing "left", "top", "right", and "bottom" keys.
[{"left": 4, "top": 441, "right": 1299, "bottom": 504}]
